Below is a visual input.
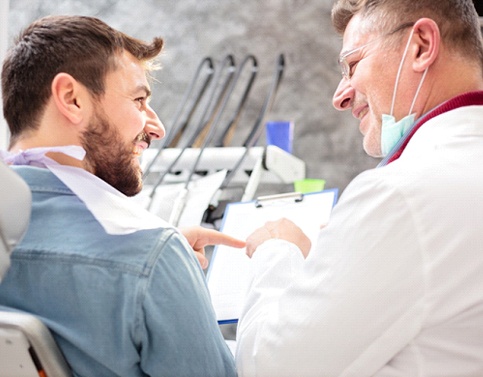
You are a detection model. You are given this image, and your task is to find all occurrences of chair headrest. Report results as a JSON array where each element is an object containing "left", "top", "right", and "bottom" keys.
[{"left": 0, "top": 161, "right": 31, "bottom": 281}]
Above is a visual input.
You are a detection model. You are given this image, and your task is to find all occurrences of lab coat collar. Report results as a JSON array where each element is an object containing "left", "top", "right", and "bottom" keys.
[{"left": 380, "top": 90, "right": 483, "bottom": 167}]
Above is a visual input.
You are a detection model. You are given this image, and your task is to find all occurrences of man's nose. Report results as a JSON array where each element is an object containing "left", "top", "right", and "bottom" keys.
[
  {"left": 144, "top": 104, "right": 165, "bottom": 140},
  {"left": 332, "top": 78, "right": 354, "bottom": 111}
]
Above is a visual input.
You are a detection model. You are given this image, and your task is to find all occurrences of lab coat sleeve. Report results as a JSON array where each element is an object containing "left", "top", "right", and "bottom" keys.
[
  {"left": 236, "top": 170, "right": 427, "bottom": 377},
  {"left": 238, "top": 238, "right": 305, "bottom": 330}
]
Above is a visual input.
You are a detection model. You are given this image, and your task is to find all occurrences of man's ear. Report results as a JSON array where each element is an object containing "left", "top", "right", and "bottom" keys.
[
  {"left": 411, "top": 18, "right": 440, "bottom": 72},
  {"left": 51, "top": 73, "right": 90, "bottom": 125}
]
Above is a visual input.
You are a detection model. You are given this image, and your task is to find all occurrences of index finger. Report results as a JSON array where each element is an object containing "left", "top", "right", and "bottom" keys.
[
  {"left": 200, "top": 228, "right": 246, "bottom": 248},
  {"left": 181, "top": 226, "right": 246, "bottom": 250}
]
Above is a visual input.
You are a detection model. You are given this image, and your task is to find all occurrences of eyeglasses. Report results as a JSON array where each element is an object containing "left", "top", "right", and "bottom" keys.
[{"left": 338, "top": 22, "right": 415, "bottom": 80}]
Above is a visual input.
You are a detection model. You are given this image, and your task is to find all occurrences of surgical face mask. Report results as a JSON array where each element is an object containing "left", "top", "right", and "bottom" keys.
[{"left": 380, "top": 28, "right": 428, "bottom": 157}]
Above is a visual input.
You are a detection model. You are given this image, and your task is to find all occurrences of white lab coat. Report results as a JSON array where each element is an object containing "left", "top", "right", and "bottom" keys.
[{"left": 236, "top": 106, "right": 483, "bottom": 376}]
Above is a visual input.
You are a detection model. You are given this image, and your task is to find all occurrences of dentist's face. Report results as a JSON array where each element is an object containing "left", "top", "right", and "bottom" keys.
[{"left": 332, "top": 15, "right": 415, "bottom": 158}]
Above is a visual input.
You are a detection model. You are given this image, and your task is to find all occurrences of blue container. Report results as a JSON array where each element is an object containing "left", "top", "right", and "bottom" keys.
[{"left": 265, "top": 121, "right": 294, "bottom": 153}]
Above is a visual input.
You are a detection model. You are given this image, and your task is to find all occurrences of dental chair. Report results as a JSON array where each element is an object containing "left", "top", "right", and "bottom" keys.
[
  {"left": 0, "top": 161, "right": 72, "bottom": 376},
  {"left": 0, "top": 161, "right": 31, "bottom": 281}
]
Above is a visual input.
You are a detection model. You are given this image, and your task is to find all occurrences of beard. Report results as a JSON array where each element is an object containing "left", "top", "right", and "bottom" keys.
[{"left": 80, "top": 109, "right": 146, "bottom": 197}]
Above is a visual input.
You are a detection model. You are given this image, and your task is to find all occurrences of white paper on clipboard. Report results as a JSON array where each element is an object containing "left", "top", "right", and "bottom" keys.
[{"left": 206, "top": 188, "right": 338, "bottom": 324}]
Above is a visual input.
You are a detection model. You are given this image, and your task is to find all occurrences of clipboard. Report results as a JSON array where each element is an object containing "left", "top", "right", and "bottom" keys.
[{"left": 206, "top": 188, "right": 338, "bottom": 324}]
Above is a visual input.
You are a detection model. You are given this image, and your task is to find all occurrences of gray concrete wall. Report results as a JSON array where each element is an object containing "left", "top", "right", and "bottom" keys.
[{"left": 6, "top": 0, "right": 378, "bottom": 192}]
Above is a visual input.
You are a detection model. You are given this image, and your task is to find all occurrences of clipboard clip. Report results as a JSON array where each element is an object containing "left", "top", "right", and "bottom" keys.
[{"left": 255, "top": 192, "right": 304, "bottom": 208}]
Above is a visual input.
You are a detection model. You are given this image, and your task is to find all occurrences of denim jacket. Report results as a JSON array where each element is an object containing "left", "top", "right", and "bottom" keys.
[{"left": 0, "top": 166, "right": 236, "bottom": 377}]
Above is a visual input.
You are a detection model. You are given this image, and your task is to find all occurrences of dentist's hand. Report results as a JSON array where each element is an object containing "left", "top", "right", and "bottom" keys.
[
  {"left": 181, "top": 226, "right": 246, "bottom": 269},
  {"left": 246, "top": 218, "right": 311, "bottom": 258}
]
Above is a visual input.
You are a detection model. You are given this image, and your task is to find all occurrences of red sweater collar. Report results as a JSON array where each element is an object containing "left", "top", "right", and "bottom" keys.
[{"left": 386, "top": 91, "right": 483, "bottom": 164}]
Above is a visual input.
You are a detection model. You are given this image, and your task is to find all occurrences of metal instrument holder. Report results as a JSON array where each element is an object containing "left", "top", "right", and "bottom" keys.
[{"left": 141, "top": 145, "right": 306, "bottom": 202}]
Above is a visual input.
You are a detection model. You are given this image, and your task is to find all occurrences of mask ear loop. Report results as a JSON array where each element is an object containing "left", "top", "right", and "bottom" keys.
[
  {"left": 389, "top": 28, "right": 415, "bottom": 116},
  {"left": 408, "top": 67, "right": 428, "bottom": 115}
]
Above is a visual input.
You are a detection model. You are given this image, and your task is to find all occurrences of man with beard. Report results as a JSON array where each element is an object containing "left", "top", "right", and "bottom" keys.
[{"left": 0, "top": 15, "right": 243, "bottom": 376}]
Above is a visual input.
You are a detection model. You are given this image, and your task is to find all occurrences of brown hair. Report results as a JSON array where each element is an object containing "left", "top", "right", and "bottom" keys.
[
  {"left": 331, "top": 0, "right": 483, "bottom": 67},
  {"left": 2, "top": 15, "right": 164, "bottom": 143}
]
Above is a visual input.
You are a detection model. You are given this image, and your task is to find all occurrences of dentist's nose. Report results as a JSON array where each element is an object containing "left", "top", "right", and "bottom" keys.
[
  {"left": 144, "top": 104, "right": 165, "bottom": 140},
  {"left": 332, "top": 78, "right": 354, "bottom": 111}
]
